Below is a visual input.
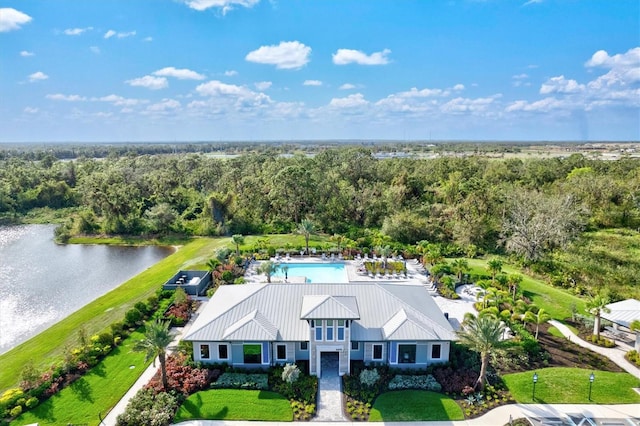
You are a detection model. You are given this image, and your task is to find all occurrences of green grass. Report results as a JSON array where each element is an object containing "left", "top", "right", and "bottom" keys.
[
  {"left": 12, "top": 330, "right": 152, "bottom": 426},
  {"left": 368, "top": 390, "right": 464, "bottom": 422},
  {"left": 460, "top": 258, "right": 586, "bottom": 320},
  {"left": 0, "top": 236, "right": 228, "bottom": 392},
  {"left": 503, "top": 367, "right": 640, "bottom": 404},
  {"left": 173, "top": 389, "right": 293, "bottom": 421}
]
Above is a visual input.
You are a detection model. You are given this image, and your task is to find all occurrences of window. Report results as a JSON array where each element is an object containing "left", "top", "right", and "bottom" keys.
[
  {"left": 243, "top": 344, "right": 262, "bottom": 364},
  {"left": 326, "top": 320, "right": 334, "bottom": 341},
  {"left": 300, "top": 341, "right": 308, "bottom": 350},
  {"left": 218, "top": 344, "right": 228, "bottom": 359},
  {"left": 398, "top": 344, "right": 416, "bottom": 364},
  {"left": 351, "top": 341, "right": 360, "bottom": 351},
  {"left": 372, "top": 344, "right": 383, "bottom": 360},
  {"left": 431, "top": 344, "right": 442, "bottom": 359},
  {"left": 276, "top": 344, "right": 287, "bottom": 360},
  {"left": 337, "top": 320, "right": 345, "bottom": 341},
  {"left": 315, "top": 326, "right": 323, "bottom": 341},
  {"left": 200, "top": 344, "right": 210, "bottom": 359}
]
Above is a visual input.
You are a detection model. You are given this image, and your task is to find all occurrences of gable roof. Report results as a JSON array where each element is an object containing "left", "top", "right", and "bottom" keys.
[
  {"left": 300, "top": 295, "right": 360, "bottom": 319},
  {"left": 601, "top": 299, "right": 640, "bottom": 328},
  {"left": 184, "top": 283, "right": 456, "bottom": 342}
]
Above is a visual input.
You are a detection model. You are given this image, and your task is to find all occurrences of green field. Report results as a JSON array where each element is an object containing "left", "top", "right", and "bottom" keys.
[
  {"left": 0, "top": 236, "right": 228, "bottom": 392},
  {"left": 503, "top": 367, "right": 640, "bottom": 404},
  {"left": 173, "top": 389, "right": 293, "bottom": 421},
  {"left": 369, "top": 390, "right": 464, "bottom": 422},
  {"left": 12, "top": 330, "right": 151, "bottom": 426}
]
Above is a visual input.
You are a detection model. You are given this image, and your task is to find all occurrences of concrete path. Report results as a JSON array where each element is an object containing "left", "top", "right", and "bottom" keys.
[
  {"left": 313, "top": 353, "right": 348, "bottom": 421},
  {"left": 101, "top": 298, "right": 209, "bottom": 426},
  {"left": 549, "top": 320, "right": 640, "bottom": 380},
  {"left": 173, "top": 403, "right": 640, "bottom": 425}
]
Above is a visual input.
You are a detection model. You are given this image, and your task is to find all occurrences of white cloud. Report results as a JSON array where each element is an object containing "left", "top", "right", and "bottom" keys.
[
  {"left": 146, "top": 99, "right": 181, "bottom": 112},
  {"left": 245, "top": 41, "right": 311, "bottom": 70},
  {"left": 329, "top": 93, "right": 369, "bottom": 108},
  {"left": 512, "top": 73, "right": 529, "bottom": 80},
  {"left": 90, "top": 46, "right": 100, "bottom": 54},
  {"left": 0, "top": 8, "right": 32, "bottom": 32},
  {"left": 94, "top": 94, "right": 144, "bottom": 106},
  {"left": 332, "top": 48, "right": 391, "bottom": 65},
  {"left": 126, "top": 75, "right": 168, "bottom": 90},
  {"left": 540, "top": 75, "right": 585, "bottom": 94},
  {"left": 523, "top": 0, "right": 543, "bottom": 6},
  {"left": 586, "top": 47, "right": 640, "bottom": 68},
  {"left": 339, "top": 83, "right": 356, "bottom": 90},
  {"left": 303, "top": 80, "right": 322, "bottom": 86},
  {"left": 143, "top": 36, "right": 153, "bottom": 42},
  {"left": 46, "top": 94, "right": 87, "bottom": 101},
  {"left": 441, "top": 95, "right": 501, "bottom": 114},
  {"left": 23, "top": 107, "right": 39, "bottom": 114},
  {"left": 452, "top": 84, "right": 465, "bottom": 91},
  {"left": 505, "top": 97, "right": 566, "bottom": 113},
  {"left": 20, "top": 50, "right": 34, "bottom": 57},
  {"left": 28, "top": 71, "right": 49, "bottom": 82},
  {"left": 153, "top": 67, "right": 205, "bottom": 80},
  {"left": 196, "top": 80, "right": 253, "bottom": 97},
  {"left": 63, "top": 27, "right": 92, "bottom": 36},
  {"left": 224, "top": 70, "right": 238, "bottom": 76},
  {"left": 396, "top": 87, "right": 449, "bottom": 98},
  {"left": 104, "top": 30, "right": 136, "bottom": 39},
  {"left": 254, "top": 81, "right": 272, "bottom": 91},
  {"left": 183, "top": 0, "right": 260, "bottom": 13}
]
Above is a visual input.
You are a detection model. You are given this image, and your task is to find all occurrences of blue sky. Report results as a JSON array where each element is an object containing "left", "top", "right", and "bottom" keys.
[{"left": 1, "top": 0, "right": 638, "bottom": 142}]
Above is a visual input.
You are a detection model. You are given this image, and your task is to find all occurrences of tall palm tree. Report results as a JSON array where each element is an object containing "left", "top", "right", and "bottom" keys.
[
  {"left": 586, "top": 292, "right": 611, "bottom": 339},
  {"left": 232, "top": 234, "right": 245, "bottom": 256},
  {"left": 457, "top": 314, "right": 506, "bottom": 391},
  {"left": 258, "top": 261, "right": 278, "bottom": 283},
  {"left": 523, "top": 308, "right": 551, "bottom": 339},
  {"left": 487, "top": 258, "right": 503, "bottom": 284},
  {"left": 133, "top": 320, "right": 173, "bottom": 390},
  {"left": 451, "top": 258, "right": 469, "bottom": 283},
  {"left": 507, "top": 274, "right": 523, "bottom": 301},
  {"left": 297, "top": 219, "right": 315, "bottom": 256}
]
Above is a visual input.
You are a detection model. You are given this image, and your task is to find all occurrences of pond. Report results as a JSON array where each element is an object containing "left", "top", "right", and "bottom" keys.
[{"left": 0, "top": 224, "right": 173, "bottom": 354}]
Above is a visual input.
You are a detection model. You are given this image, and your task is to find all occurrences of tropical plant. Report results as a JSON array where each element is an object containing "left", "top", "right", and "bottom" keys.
[
  {"left": 456, "top": 314, "right": 506, "bottom": 390},
  {"left": 507, "top": 274, "right": 523, "bottom": 301},
  {"left": 297, "top": 219, "right": 316, "bottom": 256},
  {"left": 206, "top": 258, "right": 221, "bottom": 272},
  {"left": 133, "top": 320, "right": 173, "bottom": 390},
  {"left": 451, "top": 258, "right": 469, "bottom": 282},
  {"left": 523, "top": 308, "right": 551, "bottom": 339},
  {"left": 258, "top": 261, "right": 278, "bottom": 283},
  {"left": 231, "top": 234, "right": 245, "bottom": 256},
  {"left": 487, "top": 259, "right": 503, "bottom": 283},
  {"left": 586, "top": 291, "right": 611, "bottom": 339}
]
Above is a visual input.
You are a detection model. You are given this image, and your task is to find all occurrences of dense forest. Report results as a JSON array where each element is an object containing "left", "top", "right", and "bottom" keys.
[{"left": 1, "top": 146, "right": 639, "bottom": 298}]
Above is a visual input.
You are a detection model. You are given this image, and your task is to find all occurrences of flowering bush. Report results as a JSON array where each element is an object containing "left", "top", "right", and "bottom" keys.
[
  {"left": 116, "top": 388, "right": 180, "bottom": 426},
  {"left": 281, "top": 363, "right": 301, "bottom": 384},
  {"left": 359, "top": 368, "right": 380, "bottom": 387},
  {"left": 388, "top": 374, "right": 442, "bottom": 391},
  {"left": 146, "top": 353, "right": 212, "bottom": 395}
]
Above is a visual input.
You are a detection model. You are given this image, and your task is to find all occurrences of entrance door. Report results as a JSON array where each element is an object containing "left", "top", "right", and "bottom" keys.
[{"left": 319, "top": 352, "right": 339, "bottom": 378}]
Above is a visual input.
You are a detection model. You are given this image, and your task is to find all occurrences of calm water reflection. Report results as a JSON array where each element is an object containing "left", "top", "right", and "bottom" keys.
[{"left": 0, "top": 224, "right": 173, "bottom": 354}]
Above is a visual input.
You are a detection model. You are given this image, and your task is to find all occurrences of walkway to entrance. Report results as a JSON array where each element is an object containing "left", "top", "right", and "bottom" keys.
[{"left": 313, "top": 352, "right": 347, "bottom": 421}]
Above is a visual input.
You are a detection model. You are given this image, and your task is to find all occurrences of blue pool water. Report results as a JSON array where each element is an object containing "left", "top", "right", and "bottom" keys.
[{"left": 273, "top": 262, "right": 348, "bottom": 283}]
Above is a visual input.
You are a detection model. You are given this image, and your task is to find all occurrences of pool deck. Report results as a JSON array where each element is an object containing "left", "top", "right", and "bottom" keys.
[{"left": 244, "top": 256, "right": 475, "bottom": 330}]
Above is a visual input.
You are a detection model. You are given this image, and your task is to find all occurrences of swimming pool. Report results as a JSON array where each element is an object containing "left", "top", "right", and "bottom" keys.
[{"left": 273, "top": 262, "right": 348, "bottom": 283}]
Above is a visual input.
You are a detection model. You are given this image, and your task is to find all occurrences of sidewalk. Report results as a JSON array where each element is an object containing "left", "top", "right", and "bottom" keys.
[
  {"left": 101, "top": 299, "right": 209, "bottom": 426},
  {"left": 549, "top": 320, "right": 640, "bottom": 380}
]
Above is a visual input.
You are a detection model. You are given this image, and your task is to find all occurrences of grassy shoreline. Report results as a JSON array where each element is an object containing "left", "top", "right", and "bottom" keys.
[{"left": 0, "top": 236, "right": 228, "bottom": 392}]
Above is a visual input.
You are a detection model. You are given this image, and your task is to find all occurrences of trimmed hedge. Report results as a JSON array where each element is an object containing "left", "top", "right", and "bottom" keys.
[
  {"left": 211, "top": 373, "right": 268, "bottom": 390},
  {"left": 388, "top": 374, "right": 442, "bottom": 391}
]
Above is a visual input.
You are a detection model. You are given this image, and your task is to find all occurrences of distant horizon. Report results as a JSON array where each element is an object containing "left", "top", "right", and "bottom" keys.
[{"left": 2, "top": 1, "right": 638, "bottom": 142}]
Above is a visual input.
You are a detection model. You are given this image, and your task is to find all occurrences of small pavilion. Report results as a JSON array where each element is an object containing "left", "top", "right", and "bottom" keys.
[{"left": 601, "top": 299, "right": 640, "bottom": 351}]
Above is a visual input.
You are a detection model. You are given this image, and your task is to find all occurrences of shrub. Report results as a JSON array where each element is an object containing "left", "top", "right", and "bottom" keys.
[
  {"left": 432, "top": 366, "right": 478, "bottom": 393},
  {"left": 25, "top": 397, "right": 39, "bottom": 409},
  {"left": 146, "top": 353, "right": 212, "bottom": 395},
  {"left": 124, "top": 307, "right": 143, "bottom": 328},
  {"left": 116, "top": 388, "right": 180, "bottom": 426},
  {"left": 212, "top": 372, "right": 268, "bottom": 390},
  {"left": 625, "top": 350, "right": 640, "bottom": 367},
  {"left": 281, "top": 363, "right": 301, "bottom": 384},
  {"left": 388, "top": 374, "right": 442, "bottom": 391},
  {"left": 359, "top": 368, "right": 380, "bottom": 387},
  {"left": 0, "top": 388, "right": 24, "bottom": 410},
  {"left": 9, "top": 405, "right": 22, "bottom": 418}
]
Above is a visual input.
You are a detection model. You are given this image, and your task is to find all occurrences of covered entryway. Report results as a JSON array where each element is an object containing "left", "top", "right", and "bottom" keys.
[
  {"left": 320, "top": 352, "right": 339, "bottom": 377},
  {"left": 313, "top": 351, "right": 347, "bottom": 421}
]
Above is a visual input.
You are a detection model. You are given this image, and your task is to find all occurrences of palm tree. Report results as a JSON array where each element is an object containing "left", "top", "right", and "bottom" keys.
[
  {"left": 523, "top": 308, "right": 551, "bottom": 339},
  {"left": 507, "top": 274, "right": 523, "bottom": 301},
  {"left": 206, "top": 258, "right": 221, "bottom": 272},
  {"left": 297, "top": 219, "right": 316, "bottom": 256},
  {"left": 457, "top": 314, "right": 506, "bottom": 391},
  {"left": 232, "top": 234, "right": 245, "bottom": 256},
  {"left": 586, "top": 292, "right": 611, "bottom": 339},
  {"left": 451, "top": 258, "right": 469, "bottom": 283},
  {"left": 487, "top": 259, "right": 503, "bottom": 284},
  {"left": 258, "top": 261, "right": 278, "bottom": 283},
  {"left": 133, "top": 320, "right": 173, "bottom": 390}
]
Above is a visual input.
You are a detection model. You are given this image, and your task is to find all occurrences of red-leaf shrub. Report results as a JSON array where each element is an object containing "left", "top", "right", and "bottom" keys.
[
  {"left": 146, "top": 353, "right": 213, "bottom": 395},
  {"left": 432, "top": 366, "right": 478, "bottom": 394}
]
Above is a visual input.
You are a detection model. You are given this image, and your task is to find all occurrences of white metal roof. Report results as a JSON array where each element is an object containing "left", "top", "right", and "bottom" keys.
[
  {"left": 601, "top": 299, "right": 640, "bottom": 329},
  {"left": 184, "top": 282, "right": 456, "bottom": 342}
]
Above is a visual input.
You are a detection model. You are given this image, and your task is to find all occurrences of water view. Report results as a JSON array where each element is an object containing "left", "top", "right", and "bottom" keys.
[{"left": 0, "top": 224, "right": 172, "bottom": 354}]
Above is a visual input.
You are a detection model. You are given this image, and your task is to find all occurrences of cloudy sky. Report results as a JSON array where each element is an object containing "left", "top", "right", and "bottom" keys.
[{"left": 1, "top": 0, "right": 638, "bottom": 142}]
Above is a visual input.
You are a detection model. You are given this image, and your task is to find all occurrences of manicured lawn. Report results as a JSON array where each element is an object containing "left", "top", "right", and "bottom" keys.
[
  {"left": 461, "top": 258, "right": 586, "bottom": 320},
  {"left": 503, "top": 367, "right": 640, "bottom": 404},
  {"left": 13, "top": 330, "right": 152, "bottom": 426},
  {"left": 368, "top": 390, "right": 464, "bottom": 422},
  {"left": 0, "top": 237, "right": 228, "bottom": 391},
  {"left": 174, "top": 389, "right": 293, "bottom": 421}
]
